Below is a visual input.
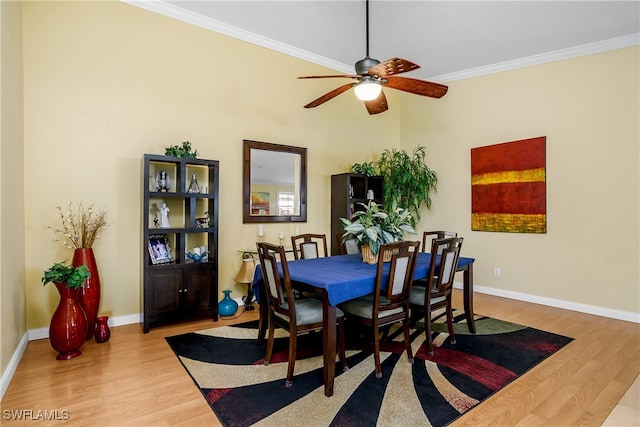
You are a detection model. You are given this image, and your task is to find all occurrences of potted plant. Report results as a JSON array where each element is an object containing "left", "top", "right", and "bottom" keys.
[
  {"left": 42, "top": 262, "right": 91, "bottom": 289},
  {"left": 340, "top": 201, "right": 416, "bottom": 264},
  {"left": 375, "top": 146, "right": 438, "bottom": 226},
  {"left": 42, "top": 261, "right": 91, "bottom": 360}
]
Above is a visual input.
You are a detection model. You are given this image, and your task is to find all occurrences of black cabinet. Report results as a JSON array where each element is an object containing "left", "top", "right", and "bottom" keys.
[
  {"left": 330, "top": 173, "right": 384, "bottom": 255},
  {"left": 142, "top": 154, "right": 219, "bottom": 332}
]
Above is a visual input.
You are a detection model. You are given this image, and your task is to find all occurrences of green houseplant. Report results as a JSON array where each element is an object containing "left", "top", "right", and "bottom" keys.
[
  {"left": 340, "top": 201, "right": 416, "bottom": 263},
  {"left": 375, "top": 146, "right": 438, "bottom": 226},
  {"left": 165, "top": 141, "right": 198, "bottom": 159},
  {"left": 349, "top": 161, "right": 377, "bottom": 176},
  {"left": 42, "top": 261, "right": 90, "bottom": 288}
]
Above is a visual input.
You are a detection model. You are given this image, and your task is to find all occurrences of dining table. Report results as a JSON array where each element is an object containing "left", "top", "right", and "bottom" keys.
[{"left": 252, "top": 252, "right": 475, "bottom": 397}]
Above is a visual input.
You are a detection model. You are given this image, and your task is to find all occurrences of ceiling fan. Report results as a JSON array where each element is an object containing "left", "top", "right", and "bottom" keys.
[{"left": 298, "top": 0, "right": 448, "bottom": 115}]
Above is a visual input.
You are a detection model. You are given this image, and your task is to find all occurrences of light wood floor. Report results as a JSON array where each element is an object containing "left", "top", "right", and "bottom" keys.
[{"left": 2, "top": 291, "right": 638, "bottom": 426}]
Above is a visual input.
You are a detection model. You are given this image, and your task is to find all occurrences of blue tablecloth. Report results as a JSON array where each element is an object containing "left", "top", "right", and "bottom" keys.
[{"left": 252, "top": 253, "right": 475, "bottom": 307}]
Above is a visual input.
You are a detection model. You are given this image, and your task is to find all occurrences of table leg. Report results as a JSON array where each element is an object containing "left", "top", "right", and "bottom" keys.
[
  {"left": 462, "top": 263, "right": 476, "bottom": 333},
  {"left": 322, "top": 293, "right": 336, "bottom": 397}
]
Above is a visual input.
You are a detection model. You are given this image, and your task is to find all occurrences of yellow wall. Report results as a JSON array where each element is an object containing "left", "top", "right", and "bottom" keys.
[
  {"left": 401, "top": 46, "right": 639, "bottom": 314},
  {"left": 0, "top": 0, "right": 27, "bottom": 380},
  {"left": 21, "top": 1, "right": 400, "bottom": 330}
]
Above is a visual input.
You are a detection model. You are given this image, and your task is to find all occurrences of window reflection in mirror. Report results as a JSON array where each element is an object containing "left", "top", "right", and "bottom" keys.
[{"left": 243, "top": 140, "right": 307, "bottom": 223}]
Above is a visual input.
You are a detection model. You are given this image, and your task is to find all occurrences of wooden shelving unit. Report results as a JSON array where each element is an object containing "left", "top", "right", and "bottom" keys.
[{"left": 141, "top": 154, "right": 219, "bottom": 332}]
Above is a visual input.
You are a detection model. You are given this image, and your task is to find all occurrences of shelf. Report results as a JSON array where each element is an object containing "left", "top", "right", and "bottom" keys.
[{"left": 142, "top": 154, "right": 220, "bottom": 332}]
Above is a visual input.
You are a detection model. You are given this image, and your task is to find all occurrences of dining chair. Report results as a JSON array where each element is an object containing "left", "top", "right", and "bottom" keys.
[
  {"left": 410, "top": 237, "right": 463, "bottom": 355},
  {"left": 256, "top": 241, "right": 348, "bottom": 387},
  {"left": 291, "top": 233, "right": 329, "bottom": 260},
  {"left": 335, "top": 233, "right": 361, "bottom": 255},
  {"left": 421, "top": 230, "right": 458, "bottom": 253},
  {"left": 340, "top": 240, "right": 420, "bottom": 379}
]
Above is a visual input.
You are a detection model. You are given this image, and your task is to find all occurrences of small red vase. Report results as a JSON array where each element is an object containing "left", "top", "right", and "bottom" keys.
[
  {"left": 95, "top": 316, "right": 111, "bottom": 343},
  {"left": 73, "top": 248, "right": 101, "bottom": 340},
  {"left": 49, "top": 282, "right": 87, "bottom": 360}
]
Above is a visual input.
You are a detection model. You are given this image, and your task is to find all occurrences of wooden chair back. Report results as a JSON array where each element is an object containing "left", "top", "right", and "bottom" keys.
[
  {"left": 256, "top": 242, "right": 294, "bottom": 312},
  {"left": 428, "top": 237, "right": 464, "bottom": 298},
  {"left": 291, "top": 233, "right": 328, "bottom": 260},
  {"left": 376, "top": 240, "right": 420, "bottom": 311},
  {"left": 421, "top": 230, "right": 458, "bottom": 253},
  {"left": 335, "top": 233, "right": 361, "bottom": 255}
]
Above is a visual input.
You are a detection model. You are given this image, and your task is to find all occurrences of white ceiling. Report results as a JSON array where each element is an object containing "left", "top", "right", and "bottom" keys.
[{"left": 126, "top": 1, "right": 639, "bottom": 82}]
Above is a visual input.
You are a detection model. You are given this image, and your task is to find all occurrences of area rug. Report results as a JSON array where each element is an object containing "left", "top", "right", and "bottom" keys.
[{"left": 166, "top": 311, "right": 572, "bottom": 427}]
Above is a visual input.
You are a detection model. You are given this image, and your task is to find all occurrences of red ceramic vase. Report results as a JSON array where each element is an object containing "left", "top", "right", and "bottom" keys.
[
  {"left": 72, "top": 248, "right": 101, "bottom": 340},
  {"left": 49, "top": 282, "right": 87, "bottom": 360},
  {"left": 95, "top": 316, "right": 111, "bottom": 343}
]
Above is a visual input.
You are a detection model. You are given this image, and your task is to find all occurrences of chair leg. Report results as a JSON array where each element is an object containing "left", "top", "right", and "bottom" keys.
[
  {"left": 446, "top": 302, "right": 456, "bottom": 345},
  {"left": 285, "top": 331, "right": 297, "bottom": 388},
  {"left": 403, "top": 314, "right": 414, "bottom": 364},
  {"left": 264, "top": 317, "right": 275, "bottom": 366},
  {"left": 425, "top": 310, "right": 435, "bottom": 356},
  {"left": 337, "top": 318, "right": 349, "bottom": 371},
  {"left": 373, "top": 321, "right": 382, "bottom": 379}
]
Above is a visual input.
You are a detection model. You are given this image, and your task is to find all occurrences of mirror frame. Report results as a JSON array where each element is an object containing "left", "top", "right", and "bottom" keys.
[{"left": 243, "top": 139, "right": 307, "bottom": 223}]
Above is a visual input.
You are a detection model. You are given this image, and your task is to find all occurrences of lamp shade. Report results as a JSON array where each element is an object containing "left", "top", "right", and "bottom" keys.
[
  {"left": 234, "top": 258, "right": 256, "bottom": 284},
  {"left": 354, "top": 81, "right": 382, "bottom": 101}
]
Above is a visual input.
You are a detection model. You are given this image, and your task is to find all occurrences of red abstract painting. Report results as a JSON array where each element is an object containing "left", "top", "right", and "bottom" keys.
[{"left": 471, "top": 136, "right": 546, "bottom": 233}]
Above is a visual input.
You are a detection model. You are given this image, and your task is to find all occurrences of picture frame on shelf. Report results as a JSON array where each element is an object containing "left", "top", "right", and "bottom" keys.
[{"left": 148, "top": 234, "right": 174, "bottom": 264}]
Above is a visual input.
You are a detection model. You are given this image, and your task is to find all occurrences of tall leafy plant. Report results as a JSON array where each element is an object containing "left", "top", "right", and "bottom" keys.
[{"left": 375, "top": 146, "right": 437, "bottom": 225}]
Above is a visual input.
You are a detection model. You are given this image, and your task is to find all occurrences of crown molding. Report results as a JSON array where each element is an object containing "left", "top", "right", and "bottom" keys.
[
  {"left": 431, "top": 33, "right": 640, "bottom": 82},
  {"left": 123, "top": 1, "right": 638, "bottom": 81},
  {"left": 122, "top": 0, "right": 353, "bottom": 74}
]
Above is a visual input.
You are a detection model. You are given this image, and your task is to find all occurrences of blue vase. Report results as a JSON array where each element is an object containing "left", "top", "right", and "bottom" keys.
[{"left": 218, "top": 290, "right": 238, "bottom": 316}]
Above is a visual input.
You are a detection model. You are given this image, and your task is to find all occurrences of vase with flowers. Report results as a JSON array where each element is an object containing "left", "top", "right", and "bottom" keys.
[
  {"left": 42, "top": 261, "right": 90, "bottom": 360},
  {"left": 49, "top": 202, "right": 110, "bottom": 340}
]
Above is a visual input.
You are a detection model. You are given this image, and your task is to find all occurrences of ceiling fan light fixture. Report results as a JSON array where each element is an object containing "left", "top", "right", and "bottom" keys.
[{"left": 354, "top": 80, "right": 382, "bottom": 101}]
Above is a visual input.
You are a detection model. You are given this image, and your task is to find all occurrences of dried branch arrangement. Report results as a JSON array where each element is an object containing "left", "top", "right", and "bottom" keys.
[{"left": 48, "top": 202, "right": 110, "bottom": 249}]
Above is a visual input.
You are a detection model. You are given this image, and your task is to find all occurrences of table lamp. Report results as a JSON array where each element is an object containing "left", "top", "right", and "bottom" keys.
[{"left": 234, "top": 255, "right": 257, "bottom": 311}]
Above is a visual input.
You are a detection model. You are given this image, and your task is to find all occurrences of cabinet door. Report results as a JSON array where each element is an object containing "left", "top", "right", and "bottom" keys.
[
  {"left": 184, "top": 264, "right": 214, "bottom": 315},
  {"left": 147, "top": 267, "right": 183, "bottom": 323}
]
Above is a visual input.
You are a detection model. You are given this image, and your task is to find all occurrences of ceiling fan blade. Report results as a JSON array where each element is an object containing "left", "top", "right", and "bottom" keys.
[
  {"left": 304, "top": 83, "right": 358, "bottom": 108},
  {"left": 364, "top": 90, "right": 388, "bottom": 115},
  {"left": 298, "top": 75, "right": 360, "bottom": 80},
  {"left": 368, "top": 58, "right": 420, "bottom": 78},
  {"left": 383, "top": 76, "right": 448, "bottom": 98}
]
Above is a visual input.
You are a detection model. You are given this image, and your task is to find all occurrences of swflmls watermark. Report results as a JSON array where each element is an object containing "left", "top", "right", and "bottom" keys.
[{"left": 3, "top": 409, "right": 70, "bottom": 421}]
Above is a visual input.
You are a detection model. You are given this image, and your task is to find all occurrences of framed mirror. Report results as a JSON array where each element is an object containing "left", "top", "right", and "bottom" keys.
[{"left": 243, "top": 140, "right": 307, "bottom": 223}]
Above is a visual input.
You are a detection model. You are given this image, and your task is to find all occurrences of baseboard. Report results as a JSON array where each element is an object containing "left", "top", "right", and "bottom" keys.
[
  {"left": 0, "top": 332, "right": 29, "bottom": 401},
  {"left": 453, "top": 282, "right": 640, "bottom": 324},
  {"left": 25, "top": 299, "right": 248, "bottom": 341},
  {"left": 27, "top": 312, "right": 144, "bottom": 341}
]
